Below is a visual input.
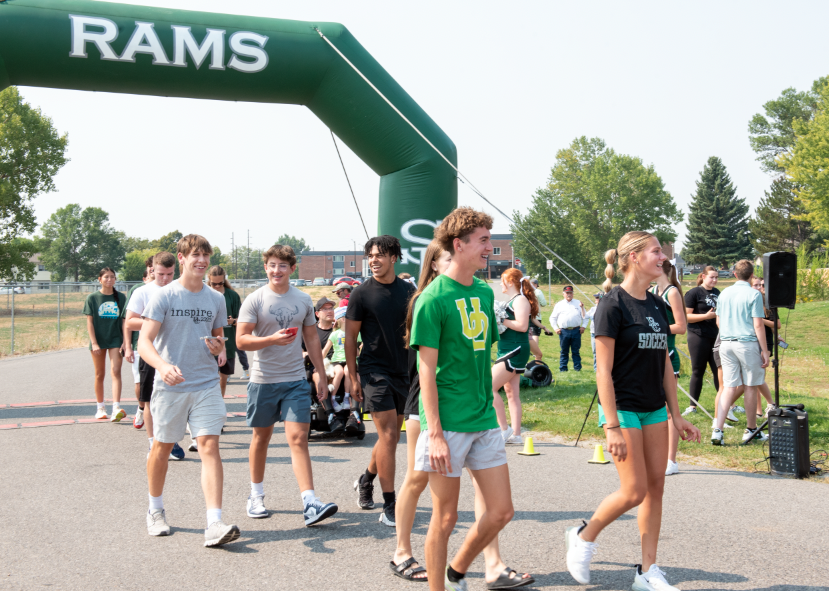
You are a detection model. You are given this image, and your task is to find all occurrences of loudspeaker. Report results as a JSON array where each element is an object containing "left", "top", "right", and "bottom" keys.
[
  {"left": 763, "top": 251, "right": 797, "bottom": 309},
  {"left": 768, "top": 407, "right": 810, "bottom": 479}
]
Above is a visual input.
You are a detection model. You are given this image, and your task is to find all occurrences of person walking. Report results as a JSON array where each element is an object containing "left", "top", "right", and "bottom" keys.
[
  {"left": 207, "top": 266, "right": 241, "bottom": 398},
  {"left": 84, "top": 267, "right": 127, "bottom": 421},
  {"left": 711, "top": 260, "right": 770, "bottom": 446},
  {"left": 236, "top": 245, "right": 338, "bottom": 527},
  {"left": 123, "top": 255, "right": 154, "bottom": 427},
  {"left": 649, "top": 260, "right": 687, "bottom": 476},
  {"left": 347, "top": 236, "right": 416, "bottom": 527},
  {"left": 411, "top": 208, "right": 519, "bottom": 591},
  {"left": 549, "top": 286, "right": 587, "bottom": 371},
  {"left": 492, "top": 268, "right": 539, "bottom": 445},
  {"left": 564, "top": 231, "right": 700, "bottom": 590},
  {"left": 528, "top": 278, "right": 548, "bottom": 361},
  {"left": 682, "top": 266, "right": 720, "bottom": 416},
  {"left": 138, "top": 234, "right": 240, "bottom": 546}
]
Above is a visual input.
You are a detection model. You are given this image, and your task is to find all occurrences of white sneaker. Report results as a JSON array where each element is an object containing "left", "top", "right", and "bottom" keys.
[
  {"left": 242, "top": 368, "right": 251, "bottom": 379},
  {"left": 565, "top": 523, "right": 597, "bottom": 584},
  {"left": 680, "top": 406, "right": 696, "bottom": 417},
  {"left": 733, "top": 405, "right": 745, "bottom": 414},
  {"left": 505, "top": 434, "right": 523, "bottom": 445},
  {"left": 303, "top": 498, "right": 338, "bottom": 526},
  {"left": 332, "top": 398, "right": 343, "bottom": 412},
  {"left": 764, "top": 403, "right": 777, "bottom": 417},
  {"left": 110, "top": 407, "right": 126, "bottom": 423},
  {"left": 711, "top": 428, "right": 723, "bottom": 446},
  {"left": 665, "top": 460, "right": 679, "bottom": 476},
  {"left": 246, "top": 494, "right": 268, "bottom": 519},
  {"left": 632, "top": 564, "right": 679, "bottom": 591},
  {"left": 95, "top": 407, "right": 108, "bottom": 420},
  {"left": 501, "top": 426, "right": 514, "bottom": 443},
  {"left": 188, "top": 439, "right": 198, "bottom": 452},
  {"left": 146, "top": 509, "right": 171, "bottom": 536},
  {"left": 204, "top": 520, "right": 240, "bottom": 547},
  {"left": 742, "top": 428, "right": 768, "bottom": 443},
  {"left": 725, "top": 408, "right": 738, "bottom": 423}
]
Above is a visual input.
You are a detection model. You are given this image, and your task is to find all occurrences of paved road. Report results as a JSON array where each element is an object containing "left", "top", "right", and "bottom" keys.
[{"left": 1, "top": 349, "right": 827, "bottom": 591}]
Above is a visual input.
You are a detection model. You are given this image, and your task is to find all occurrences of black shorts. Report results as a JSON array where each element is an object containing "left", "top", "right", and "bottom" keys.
[
  {"left": 404, "top": 375, "right": 420, "bottom": 418},
  {"left": 138, "top": 358, "right": 156, "bottom": 403},
  {"left": 361, "top": 373, "right": 408, "bottom": 415},
  {"left": 218, "top": 356, "right": 236, "bottom": 376},
  {"left": 528, "top": 324, "right": 542, "bottom": 337}
]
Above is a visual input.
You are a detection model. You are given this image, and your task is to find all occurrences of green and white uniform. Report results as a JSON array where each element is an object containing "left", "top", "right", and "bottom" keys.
[
  {"left": 650, "top": 284, "right": 680, "bottom": 374},
  {"left": 496, "top": 295, "right": 531, "bottom": 374}
]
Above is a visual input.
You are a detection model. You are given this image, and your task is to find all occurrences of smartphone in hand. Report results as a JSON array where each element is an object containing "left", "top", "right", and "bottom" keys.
[{"left": 285, "top": 327, "right": 298, "bottom": 337}]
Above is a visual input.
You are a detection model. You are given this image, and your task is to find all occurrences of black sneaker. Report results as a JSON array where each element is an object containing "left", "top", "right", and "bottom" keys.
[
  {"left": 345, "top": 413, "right": 361, "bottom": 434},
  {"left": 330, "top": 416, "right": 346, "bottom": 434},
  {"left": 379, "top": 501, "right": 396, "bottom": 527},
  {"left": 354, "top": 476, "right": 375, "bottom": 510}
]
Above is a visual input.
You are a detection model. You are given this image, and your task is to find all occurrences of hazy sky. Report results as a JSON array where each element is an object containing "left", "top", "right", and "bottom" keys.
[{"left": 18, "top": 0, "right": 829, "bottom": 258}]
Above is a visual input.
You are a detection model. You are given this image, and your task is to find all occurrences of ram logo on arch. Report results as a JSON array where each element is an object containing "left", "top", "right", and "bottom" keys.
[{"left": 68, "top": 15, "right": 269, "bottom": 73}]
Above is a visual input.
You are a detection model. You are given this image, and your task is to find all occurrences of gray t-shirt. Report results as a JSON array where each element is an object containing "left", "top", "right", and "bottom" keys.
[
  {"left": 237, "top": 285, "right": 316, "bottom": 384},
  {"left": 143, "top": 281, "right": 228, "bottom": 393}
]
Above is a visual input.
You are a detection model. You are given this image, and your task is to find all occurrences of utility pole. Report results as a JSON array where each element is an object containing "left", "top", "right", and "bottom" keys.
[
  {"left": 231, "top": 232, "right": 235, "bottom": 280},
  {"left": 246, "top": 230, "right": 250, "bottom": 281}
]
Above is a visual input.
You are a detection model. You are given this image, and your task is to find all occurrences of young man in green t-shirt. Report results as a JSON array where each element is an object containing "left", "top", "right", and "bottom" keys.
[{"left": 410, "top": 207, "right": 514, "bottom": 591}]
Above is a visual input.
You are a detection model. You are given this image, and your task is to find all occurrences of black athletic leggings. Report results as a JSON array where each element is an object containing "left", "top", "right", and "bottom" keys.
[{"left": 687, "top": 331, "right": 719, "bottom": 406}]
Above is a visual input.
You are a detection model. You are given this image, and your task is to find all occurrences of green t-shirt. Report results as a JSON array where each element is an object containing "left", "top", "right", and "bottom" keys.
[
  {"left": 84, "top": 290, "right": 126, "bottom": 350},
  {"left": 222, "top": 288, "right": 242, "bottom": 355},
  {"left": 123, "top": 283, "right": 144, "bottom": 349},
  {"left": 330, "top": 327, "right": 361, "bottom": 363},
  {"left": 411, "top": 274, "right": 500, "bottom": 433}
]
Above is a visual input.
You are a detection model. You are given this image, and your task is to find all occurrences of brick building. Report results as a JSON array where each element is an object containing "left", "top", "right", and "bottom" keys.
[
  {"left": 483, "top": 233, "right": 522, "bottom": 279},
  {"left": 298, "top": 251, "right": 364, "bottom": 281}
]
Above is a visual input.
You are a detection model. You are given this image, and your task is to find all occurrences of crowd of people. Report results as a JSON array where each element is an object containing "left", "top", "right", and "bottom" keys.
[{"left": 78, "top": 207, "right": 778, "bottom": 590}]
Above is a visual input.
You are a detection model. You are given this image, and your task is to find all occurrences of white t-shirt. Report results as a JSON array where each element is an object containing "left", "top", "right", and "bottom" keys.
[{"left": 126, "top": 282, "right": 163, "bottom": 340}]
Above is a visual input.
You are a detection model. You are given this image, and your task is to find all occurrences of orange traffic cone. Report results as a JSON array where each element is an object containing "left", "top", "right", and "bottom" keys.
[
  {"left": 517, "top": 436, "right": 540, "bottom": 456},
  {"left": 362, "top": 412, "right": 372, "bottom": 422},
  {"left": 588, "top": 444, "right": 611, "bottom": 464}
]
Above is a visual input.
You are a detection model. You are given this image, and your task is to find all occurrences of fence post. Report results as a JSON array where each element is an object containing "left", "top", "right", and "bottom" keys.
[
  {"left": 10, "top": 285, "right": 14, "bottom": 355},
  {"left": 57, "top": 284, "right": 61, "bottom": 345}
]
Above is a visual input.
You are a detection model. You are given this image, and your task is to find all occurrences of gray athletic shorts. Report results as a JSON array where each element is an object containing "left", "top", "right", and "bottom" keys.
[
  {"left": 151, "top": 383, "right": 226, "bottom": 444},
  {"left": 131, "top": 352, "right": 141, "bottom": 384},
  {"left": 247, "top": 380, "right": 311, "bottom": 427},
  {"left": 414, "top": 428, "right": 507, "bottom": 477},
  {"left": 720, "top": 340, "right": 765, "bottom": 388}
]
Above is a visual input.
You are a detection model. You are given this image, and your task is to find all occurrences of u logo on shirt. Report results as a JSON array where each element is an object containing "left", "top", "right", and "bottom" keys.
[{"left": 455, "top": 297, "right": 488, "bottom": 351}]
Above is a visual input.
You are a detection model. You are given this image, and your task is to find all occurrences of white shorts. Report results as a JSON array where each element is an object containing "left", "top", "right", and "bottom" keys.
[
  {"left": 150, "top": 382, "right": 227, "bottom": 444},
  {"left": 720, "top": 341, "right": 765, "bottom": 388},
  {"left": 408, "top": 414, "right": 419, "bottom": 422},
  {"left": 414, "top": 428, "right": 507, "bottom": 477},
  {"left": 131, "top": 352, "right": 141, "bottom": 384}
]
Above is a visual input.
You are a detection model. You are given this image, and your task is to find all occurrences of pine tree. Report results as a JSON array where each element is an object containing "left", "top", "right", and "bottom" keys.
[
  {"left": 748, "top": 178, "right": 812, "bottom": 254},
  {"left": 683, "top": 157, "right": 753, "bottom": 267}
]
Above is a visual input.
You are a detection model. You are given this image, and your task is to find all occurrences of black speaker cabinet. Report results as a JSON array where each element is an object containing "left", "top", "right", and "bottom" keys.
[
  {"left": 768, "top": 408, "right": 810, "bottom": 479},
  {"left": 763, "top": 251, "right": 797, "bottom": 310}
]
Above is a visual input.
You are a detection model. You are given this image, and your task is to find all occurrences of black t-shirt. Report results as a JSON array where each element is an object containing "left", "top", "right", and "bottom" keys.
[
  {"left": 593, "top": 286, "right": 669, "bottom": 413},
  {"left": 684, "top": 286, "right": 720, "bottom": 339},
  {"left": 764, "top": 311, "right": 774, "bottom": 352},
  {"left": 346, "top": 276, "right": 416, "bottom": 377},
  {"left": 302, "top": 324, "right": 333, "bottom": 370}
]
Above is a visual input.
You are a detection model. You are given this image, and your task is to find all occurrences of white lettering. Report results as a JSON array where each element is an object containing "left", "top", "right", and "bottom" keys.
[
  {"left": 69, "top": 15, "right": 120, "bottom": 60},
  {"left": 120, "top": 22, "right": 171, "bottom": 65},
  {"left": 172, "top": 26, "right": 225, "bottom": 70},
  {"left": 227, "top": 31, "right": 269, "bottom": 73},
  {"left": 638, "top": 333, "right": 667, "bottom": 350}
]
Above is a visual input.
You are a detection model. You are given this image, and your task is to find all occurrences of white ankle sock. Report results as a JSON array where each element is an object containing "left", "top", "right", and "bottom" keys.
[
  {"left": 206, "top": 508, "right": 222, "bottom": 527},
  {"left": 251, "top": 481, "right": 264, "bottom": 497},
  {"left": 148, "top": 494, "right": 163, "bottom": 511},
  {"left": 97, "top": 402, "right": 105, "bottom": 409},
  {"left": 301, "top": 490, "right": 316, "bottom": 506}
]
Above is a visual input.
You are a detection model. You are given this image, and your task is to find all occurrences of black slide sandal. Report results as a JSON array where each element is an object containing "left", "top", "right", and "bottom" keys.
[
  {"left": 487, "top": 568, "right": 535, "bottom": 589},
  {"left": 389, "top": 557, "right": 428, "bottom": 582}
]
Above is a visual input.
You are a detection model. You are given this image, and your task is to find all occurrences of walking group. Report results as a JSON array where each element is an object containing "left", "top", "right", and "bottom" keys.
[{"left": 79, "top": 208, "right": 720, "bottom": 590}]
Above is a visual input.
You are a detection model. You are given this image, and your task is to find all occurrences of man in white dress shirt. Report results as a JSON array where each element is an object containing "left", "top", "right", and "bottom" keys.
[{"left": 549, "top": 285, "right": 587, "bottom": 372}]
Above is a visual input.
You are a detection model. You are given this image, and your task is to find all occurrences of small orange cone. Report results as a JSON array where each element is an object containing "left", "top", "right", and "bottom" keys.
[
  {"left": 362, "top": 412, "right": 372, "bottom": 422},
  {"left": 401, "top": 420, "right": 406, "bottom": 432},
  {"left": 517, "top": 436, "right": 540, "bottom": 456},
  {"left": 588, "top": 444, "right": 611, "bottom": 464}
]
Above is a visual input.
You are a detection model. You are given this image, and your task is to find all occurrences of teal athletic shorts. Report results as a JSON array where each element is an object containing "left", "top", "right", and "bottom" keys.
[{"left": 598, "top": 404, "right": 668, "bottom": 430}]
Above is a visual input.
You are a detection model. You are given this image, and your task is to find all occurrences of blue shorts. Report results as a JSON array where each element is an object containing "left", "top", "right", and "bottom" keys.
[
  {"left": 247, "top": 380, "right": 312, "bottom": 427},
  {"left": 598, "top": 404, "right": 668, "bottom": 430}
]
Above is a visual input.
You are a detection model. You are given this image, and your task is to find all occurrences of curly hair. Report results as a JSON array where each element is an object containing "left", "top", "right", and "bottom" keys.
[
  {"left": 364, "top": 235, "right": 402, "bottom": 261},
  {"left": 433, "top": 207, "right": 494, "bottom": 254}
]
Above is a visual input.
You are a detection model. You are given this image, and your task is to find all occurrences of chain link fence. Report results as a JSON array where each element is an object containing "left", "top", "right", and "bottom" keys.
[{"left": 0, "top": 280, "right": 268, "bottom": 357}]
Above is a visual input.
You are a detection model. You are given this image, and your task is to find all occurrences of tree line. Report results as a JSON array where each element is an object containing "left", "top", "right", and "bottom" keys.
[{"left": 514, "top": 75, "right": 829, "bottom": 279}]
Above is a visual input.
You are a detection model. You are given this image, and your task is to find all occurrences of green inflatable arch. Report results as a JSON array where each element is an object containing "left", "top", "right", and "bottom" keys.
[{"left": 0, "top": 0, "right": 457, "bottom": 273}]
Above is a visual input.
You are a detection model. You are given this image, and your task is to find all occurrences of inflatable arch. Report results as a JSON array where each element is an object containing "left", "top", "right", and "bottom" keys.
[{"left": 0, "top": 0, "right": 457, "bottom": 273}]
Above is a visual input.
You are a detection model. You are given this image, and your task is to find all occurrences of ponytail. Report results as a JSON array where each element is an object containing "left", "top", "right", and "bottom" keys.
[
  {"left": 662, "top": 260, "right": 686, "bottom": 320},
  {"left": 521, "top": 278, "right": 540, "bottom": 318},
  {"left": 696, "top": 265, "right": 717, "bottom": 287},
  {"left": 603, "top": 248, "right": 617, "bottom": 293}
]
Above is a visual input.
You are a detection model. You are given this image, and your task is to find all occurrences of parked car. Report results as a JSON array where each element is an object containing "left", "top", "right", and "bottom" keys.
[
  {"left": 333, "top": 277, "right": 359, "bottom": 287},
  {"left": 718, "top": 270, "right": 732, "bottom": 278},
  {"left": 294, "top": 279, "right": 308, "bottom": 287},
  {"left": 312, "top": 277, "right": 326, "bottom": 286}
]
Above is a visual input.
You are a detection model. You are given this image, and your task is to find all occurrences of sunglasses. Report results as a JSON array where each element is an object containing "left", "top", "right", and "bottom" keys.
[{"left": 209, "top": 282, "right": 224, "bottom": 287}]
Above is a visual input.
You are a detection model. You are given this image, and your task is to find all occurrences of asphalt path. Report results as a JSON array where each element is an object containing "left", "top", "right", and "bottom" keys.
[{"left": 1, "top": 349, "right": 827, "bottom": 591}]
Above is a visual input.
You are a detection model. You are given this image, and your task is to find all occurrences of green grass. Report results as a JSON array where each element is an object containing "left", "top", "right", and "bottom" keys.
[{"left": 499, "top": 285, "right": 829, "bottom": 473}]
